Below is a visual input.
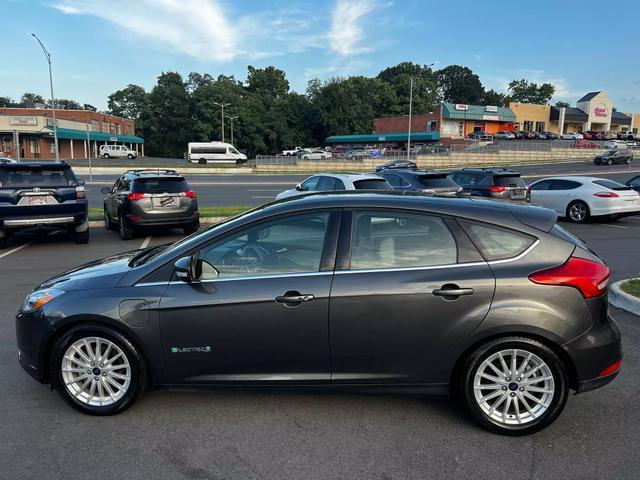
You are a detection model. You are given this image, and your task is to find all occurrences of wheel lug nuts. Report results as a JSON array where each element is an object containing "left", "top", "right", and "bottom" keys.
[
  {"left": 516, "top": 377, "right": 521, "bottom": 382},
  {"left": 90, "top": 362, "right": 95, "bottom": 366},
  {"left": 510, "top": 392, "right": 516, "bottom": 397},
  {"left": 86, "top": 370, "right": 91, "bottom": 374},
  {"left": 94, "top": 377, "right": 99, "bottom": 381},
  {"left": 520, "top": 387, "right": 524, "bottom": 391},
  {"left": 502, "top": 386, "right": 507, "bottom": 390},
  {"left": 102, "top": 372, "right": 107, "bottom": 376},
  {"left": 100, "top": 363, "right": 104, "bottom": 368},
  {"left": 506, "top": 377, "right": 511, "bottom": 381}
]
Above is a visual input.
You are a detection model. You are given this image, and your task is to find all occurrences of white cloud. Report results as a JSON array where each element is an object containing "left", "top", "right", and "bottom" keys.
[
  {"left": 53, "top": 0, "right": 321, "bottom": 63},
  {"left": 329, "top": 0, "right": 386, "bottom": 56}
]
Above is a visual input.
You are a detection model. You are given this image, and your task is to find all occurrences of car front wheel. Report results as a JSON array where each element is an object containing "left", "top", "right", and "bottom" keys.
[
  {"left": 567, "top": 200, "right": 590, "bottom": 223},
  {"left": 50, "top": 324, "right": 148, "bottom": 415},
  {"left": 460, "top": 337, "right": 568, "bottom": 435}
]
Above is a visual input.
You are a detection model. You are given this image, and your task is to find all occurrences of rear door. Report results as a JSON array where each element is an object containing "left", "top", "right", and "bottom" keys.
[
  {"left": 545, "top": 179, "right": 583, "bottom": 214},
  {"left": 328, "top": 209, "right": 495, "bottom": 383}
]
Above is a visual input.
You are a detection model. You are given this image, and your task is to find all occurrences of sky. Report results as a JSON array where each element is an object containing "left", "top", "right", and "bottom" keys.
[{"left": 3, "top": 0, "right": 640, "bottom": 112}]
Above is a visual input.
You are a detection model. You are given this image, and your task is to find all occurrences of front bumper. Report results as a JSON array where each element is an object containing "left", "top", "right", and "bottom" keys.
[{"left": 15, "top": 309, "right": 54, "bottom": 384}]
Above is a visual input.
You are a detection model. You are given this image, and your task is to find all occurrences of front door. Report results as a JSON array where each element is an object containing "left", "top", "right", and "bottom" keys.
[
  {"left": 329, "top": 210, "right": 495, "bottom": 383},
  {"left": 159, "top": 210, "right": 339, "bottom": 383}
]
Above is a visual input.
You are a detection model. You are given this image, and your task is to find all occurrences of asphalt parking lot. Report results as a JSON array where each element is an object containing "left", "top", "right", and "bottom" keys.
[{"left": 0, "top": 214, "right": 639, "bottom": 479}]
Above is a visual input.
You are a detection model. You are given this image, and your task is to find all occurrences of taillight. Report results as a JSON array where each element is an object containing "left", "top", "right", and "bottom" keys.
[
  {"left": 594, "top": 192, "right": 619, "bottom": 198},
  {"left": 75, "top": 186, "right": 86, "bottom": 199},
  {"left": 127, "top": 192, "right": 145, "bottom": 201},
  {"left": 184, "top": 190, "right": 197, "bottom": 199},
  {"left": 529, "top": 257, "right": 610, "bottom": 299},
  {"left": 489, "top": 185, "right": 506, "bottom": 193}
]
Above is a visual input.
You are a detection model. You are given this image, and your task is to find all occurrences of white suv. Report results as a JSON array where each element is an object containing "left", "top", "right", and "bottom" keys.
[
  {"left": 276, "top": 173, "right": 392, "bottom": 200},
  {"left": 99, "top": 145, "right": 138, "bottom": 159}
]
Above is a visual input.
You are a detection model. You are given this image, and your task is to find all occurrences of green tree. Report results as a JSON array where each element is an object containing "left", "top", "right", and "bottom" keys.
[
  {"left": 377, "top": 61, "right": 438, "bottom": 114},
  {"left": 435, "top": 65, "right": 484, "bottom": 104},
  {"left": 482, "top": 89, "right": 508, "bottom": 106},
  {"left": 56, "top": 98, "right": 82, "bottom": 110},
  {"left": 246, "top": 66, "right": 289, "bottom": 99},
  {"left": 107, "top": 84, "right": 149, "bottom": 120},
  {"left": 0, "top": 96, "right": 15, "bottom": 107},
  {"left": 20, "top": 92, "right": 46, "bottom": 106},
  {"left": 83, "top": 103, "right": 97, "bottom": 111},
  {"left": 555, "top": 101, "right": 571, "bottom": 108},
  {"left": 144, "top": 72, "right": 193, "bottom": 157},
  {"left": 508, "top": 79, "right": 555, "bottom": 104}
]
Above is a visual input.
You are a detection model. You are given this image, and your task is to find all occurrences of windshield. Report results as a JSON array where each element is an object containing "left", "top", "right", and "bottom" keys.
[
  {"left": 493, "top": 175, "right": 526, "bottom": 188},
  {"left": 0, "top": 167, "right": 75, "bottom": 187}
]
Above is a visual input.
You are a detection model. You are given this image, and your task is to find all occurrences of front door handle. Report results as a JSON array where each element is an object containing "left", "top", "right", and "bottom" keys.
[
  {"left": 432, "top": 284, "right": 474, "bottom": 299},
  {"left": 275, "top": 291, "right": 315, "bottom": 306}
]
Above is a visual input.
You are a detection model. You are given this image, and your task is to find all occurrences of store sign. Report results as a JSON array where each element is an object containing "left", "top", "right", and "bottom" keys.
[
  {"left": 485, "top": 106, "right": 498, "bottom": 112},
  {"left": 378, "top": 136, "right": 386, "bottom": 141},
  {"left": 110, "top": 137, "right": 118, "bottom": 141},
  {"left": 483, "top": 114, "right": 502, "bottom": 121},
  {"left": 10, "top": 116, "right": 37, "bottom": 126},
  {"left": 594, "top": 104, "right": 608, "bottom": 117},
  {"left": 454, "top": 104, "right": 469, "bottom": 111}
]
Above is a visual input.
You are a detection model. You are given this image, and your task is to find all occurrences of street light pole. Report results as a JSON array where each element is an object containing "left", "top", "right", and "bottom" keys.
[
  {"left": 214, "top": 102, "right": 231, "bottom": 142},
  {"left": 225, "top": 115, "right": 239, "bottom": 145},
  {"left": 31, "top": 33, "right": 59, "bottom": 161}
]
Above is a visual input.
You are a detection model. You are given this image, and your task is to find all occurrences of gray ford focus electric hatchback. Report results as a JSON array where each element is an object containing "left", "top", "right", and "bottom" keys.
[{"left": 16, "top": 193, "right": 621, "bottom": 435}]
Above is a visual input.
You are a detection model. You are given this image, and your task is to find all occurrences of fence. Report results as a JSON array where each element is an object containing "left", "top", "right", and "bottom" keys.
[{"left": 249, "top": 140, "right": 624, "bottom": 172}]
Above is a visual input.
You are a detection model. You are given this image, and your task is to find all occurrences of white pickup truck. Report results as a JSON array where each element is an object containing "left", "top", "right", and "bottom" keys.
[{"left": 282, "top": 146, "right": 303, "bottom": 156}]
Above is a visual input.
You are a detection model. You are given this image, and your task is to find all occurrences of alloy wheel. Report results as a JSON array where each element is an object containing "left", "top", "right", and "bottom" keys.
[
  {"left": 473, "top": 348, "right": 554, "bottom": 426},
  {"left": 61, "top": 336, "right": 131, "bottom": 406},
  {"left": 569, "top": 202, "right": 587, "bottom": 222}
]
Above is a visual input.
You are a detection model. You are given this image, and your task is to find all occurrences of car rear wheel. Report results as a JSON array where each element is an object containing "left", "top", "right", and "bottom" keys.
[
  {"left": 0, "top": 233, "right": 8, "bottom": 249},
  {"left": 102, "top": 154, "right": 110, "bottom": 159},
  {"left": 183, "top": 222, "right": 199, "bottom": 235},
  {"left": 460, "top": 337, "right": 568, "bottom": 435},
  {"left": 51, "top": 324, "right": 147, "bottom": 415},
  {"left": 567, "top": 200, "right": 590, "bottom": 223},
  {"left": 74, "top": 229, "right": 90, "bottom": 244},
  {"left": 198, "top": 158, "right": 206, "bottom": 165},
  {"left": 119, "top": 215, "right": 134, "bottom": 240}
]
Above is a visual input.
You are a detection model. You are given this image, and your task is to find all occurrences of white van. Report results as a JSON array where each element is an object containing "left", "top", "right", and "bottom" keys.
[
  {"left": 99, "top": 144, "right": 137, "bottom": 159},
  {"left": 187, "top": 142, "right": 248, "bottom": 165}
]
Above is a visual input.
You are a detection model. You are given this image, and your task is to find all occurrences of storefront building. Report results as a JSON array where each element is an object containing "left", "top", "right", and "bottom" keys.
[
  {"left": 0, "top": 107, "right": 143, "bottom": 160},
  {"left": 440, "top": 103, "right": 516, "bottom": 138}
]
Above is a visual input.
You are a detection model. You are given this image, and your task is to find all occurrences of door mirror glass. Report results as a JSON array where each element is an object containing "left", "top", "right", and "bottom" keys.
[
  {"left": 100, "top": 187, "right": 111, "bottom": 194},
  {"left": 174, "top": 256, "right": 193, "bottom": 282}
]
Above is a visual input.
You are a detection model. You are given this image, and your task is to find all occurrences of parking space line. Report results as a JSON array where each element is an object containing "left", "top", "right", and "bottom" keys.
[
  {"left": 0, "top": 242, "right": 34, "bottom": 260},
  {"left": 140, "top": 236, "right": 152, "bottom": 249},
  {"left": 593, "top": 223, "right": 628, "bottom": 229},
  {"left": 252, "top": 196, "right": 275, "bottom": 199}
]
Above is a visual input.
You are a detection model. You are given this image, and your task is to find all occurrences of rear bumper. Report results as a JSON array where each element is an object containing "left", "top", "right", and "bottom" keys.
[
  {"left": 1, "top": 211, "right": 87, "bottom": 231},
  {"left": 126, "top": 212, "right": 199, "bottom": 228},
  {"left": 590, "top": 201, "right": 640, "bottom": 217}
]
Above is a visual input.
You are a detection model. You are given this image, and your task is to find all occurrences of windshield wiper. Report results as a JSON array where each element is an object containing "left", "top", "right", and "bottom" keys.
[{"left": 129, "top": 244, "right": 168, "bottom": 267}]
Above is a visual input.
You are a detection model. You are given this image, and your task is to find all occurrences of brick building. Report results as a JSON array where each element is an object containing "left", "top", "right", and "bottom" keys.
[{"left": 0, "top": 107, "right": 143, "bottom": 160}]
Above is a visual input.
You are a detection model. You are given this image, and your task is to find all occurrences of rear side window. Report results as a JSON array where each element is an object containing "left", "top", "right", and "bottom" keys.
[
  {"left": 416, "top": 175, "right": 459, "bottom": 189},
  {"left": 549, "top": 180, "right": 581, "bottom": 190},
  {"left": 351, "top": 211, "right": 457, "bottom": 269},
  {"left": 492, "top": 175, "right": 526, "bottom": 188},
  {"left": 550, "top": 224, "right": 589, "bottom": 250},
  {"left": 316, "top": 176, "right": 336, "bottom": 191},
  {"left": 1, "top": 168, "right": 74, "bottom": 187},
  {"left": 592, "top": 179, "right": 629, "bottom": 190},
  {"left": 461, "top": 221, "right": 535, "bottom": 261},
  {"left": 134, "top": 177, "right": 189, "bottom": 193},
  {"left": 449, "top": 172, "right": 483, "bottom": 186},
  {"left": 353, "top": 179, "right": 392, "bottom": 190}
]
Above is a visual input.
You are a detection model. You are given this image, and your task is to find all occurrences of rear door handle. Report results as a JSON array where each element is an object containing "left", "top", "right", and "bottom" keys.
[{"left": 432, "top": 286, "right": 474, "bottom": 298}]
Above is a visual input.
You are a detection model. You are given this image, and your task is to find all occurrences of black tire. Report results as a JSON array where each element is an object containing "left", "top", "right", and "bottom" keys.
[
  {"left": 566, "top": 200, "right": 590, "bottom": 223},
  {"left": 127, "top": 154, "right": 134, "bottom": 159},
  {"left": 104, "top": 208, "right": 115, "bottom": 230},
  {"left": 74, "top": 229, "right": 90, "bottom": 244},
  {"left": 0, "top": 234, "right": 7, "bottom": 249},
  {"left": 459, "top": 336, "right": 569, "bottom": 435},
  {"left": 50, "top": 324, "right": 148, "bottom": 415},
  {"left": 119, "top": 214, "right": 134, "bottom": 240},
  {"left": 198, "top": 158, "right": 206, "bottom": 165},
  {"left": 102, "top": 153, "right": 110, "bottom": 159},
  {"left": 607, "top": 158, "right": 613, "bottom": 165}
]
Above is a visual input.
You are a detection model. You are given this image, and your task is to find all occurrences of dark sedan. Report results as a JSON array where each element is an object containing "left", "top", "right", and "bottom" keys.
[
  {"left": 16, "top": 192, "right": 621, "bottom": 435},
  {"left": 594, "top": 149, "right": 633, "bottom": 165}
]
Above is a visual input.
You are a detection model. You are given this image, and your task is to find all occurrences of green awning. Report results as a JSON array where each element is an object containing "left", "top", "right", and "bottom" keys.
[
  {"left": 44, "top": 127, "right": 144, "bottom": 144},
  {"left": 442, "top": 103, "right": 516, "bottom": 122},
  {"left": 325, "top": 130, "right": 440, "bottom": 144}
]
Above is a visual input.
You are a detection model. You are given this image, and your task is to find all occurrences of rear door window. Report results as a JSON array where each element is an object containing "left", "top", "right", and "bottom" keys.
[
  {"left": 461, "top": 221, "right": 535, "bottom": 261},
  {"left": 301, "top": 176, "right": 320, "bottom": 192},
  {"left": 134, "top": 177, "right": 189, "bottom": 193},
  {"left": 353, "top": 179, "right": 392, "bottom": 190},
  {"left": 316, "top": 176, "right": 336, "bottom": 191},
  {"left": 350, "top": 211, "right": 457, "bottom": 269},
  {"left": 530, "top": 180, "right": 551, "bottom": 191},
  {"left": 492, "top": 175, "right": 526, "bottom": 188}
]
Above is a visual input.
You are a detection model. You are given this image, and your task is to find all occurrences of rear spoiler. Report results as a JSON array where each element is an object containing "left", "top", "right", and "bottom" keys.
[{"left": 505, "top": 203, "right": 557, "bottom": 232}]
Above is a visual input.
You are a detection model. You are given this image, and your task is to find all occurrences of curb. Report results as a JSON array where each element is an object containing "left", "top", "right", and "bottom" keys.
[
  {"left": 609, "top": 279, "right": 640, "bottom": 316},
  {"left": 87, "top": 216, "right": 229, "bottom": 228}
]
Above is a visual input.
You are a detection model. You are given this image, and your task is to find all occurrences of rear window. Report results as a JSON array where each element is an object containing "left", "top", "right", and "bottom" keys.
[
  {"left": 133, "top": 177, "right": 189, "bottom": 193},
  {"left": 416, "top": 175, "right": 459, "bottom": 189},
  {"left": 461, "top": 221, "right": 535, "bottom": 261},
  {"left": 1, "top": 167, "right": 75, "bottom": 187},
  {"left": 493, "top": 175, "right": 526, "bottom": 188},
  {"left": 592, "top": 179, "right": 631, "bottom": 191},
  {"left": 353, "top": 179, "right": 392, "bottom": 190}
]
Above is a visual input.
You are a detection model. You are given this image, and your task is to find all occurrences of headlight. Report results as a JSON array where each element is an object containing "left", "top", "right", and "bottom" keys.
[{"left": 22, "top": 288, "right": 65, "bottom": 313}]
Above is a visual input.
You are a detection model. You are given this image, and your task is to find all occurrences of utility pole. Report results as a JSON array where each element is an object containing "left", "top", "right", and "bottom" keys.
[
  {"left": 214, "top": 101, "right": 231, "bottom": 142},
  {"left": 225, "top": 115, "right": 238, "bottom": 145},
  {"left": 32, "top": 33, "right": 59, "bottom": 161},
  {"left": 407, "top": 77, "right": 413, "bottom": 160}
]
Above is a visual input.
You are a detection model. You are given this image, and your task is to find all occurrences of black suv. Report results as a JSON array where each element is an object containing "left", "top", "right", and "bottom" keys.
[
  {"left": 102, "top": 169, "right": 199, "bottom": 240},
  {"left": 0, "top": 161, "right": 89, "bottom": 248},
  {"left": 377, "top": 167, "right": 461, "bottom": 196},
  {"left": 448, "top": 168, "right": 528, "bottom": 201}
]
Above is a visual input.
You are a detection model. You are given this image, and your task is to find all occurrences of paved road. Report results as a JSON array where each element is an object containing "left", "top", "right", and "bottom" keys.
[
  {"left": 77, "top": 160, "right": 640, "bottom": 208},
  {"left": 0, "top": 211, "right": 638, "bottom": 479}
]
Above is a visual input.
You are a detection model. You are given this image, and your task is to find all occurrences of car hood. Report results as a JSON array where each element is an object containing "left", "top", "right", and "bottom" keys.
[{"left": 36, "top": 250, "right": 139, "bottom": 291}]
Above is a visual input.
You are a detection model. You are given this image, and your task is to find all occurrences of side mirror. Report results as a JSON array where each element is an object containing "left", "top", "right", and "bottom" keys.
[
  {"left": 295, "top": 183, "right": 302, "bottom": 191},
  {"left": 77, "top": 179, "right": 86, "bottom": 186},
  {"left": 100, "top": 187, "right": 111, "bottom": 194},
  {"left": 175, "top": 253, "right": 202, "bottom": 283}
]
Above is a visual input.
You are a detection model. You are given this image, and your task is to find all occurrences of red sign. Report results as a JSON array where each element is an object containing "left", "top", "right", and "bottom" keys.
[{"left": 594, "top": 105, "right": 608, "bottom": 117}]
